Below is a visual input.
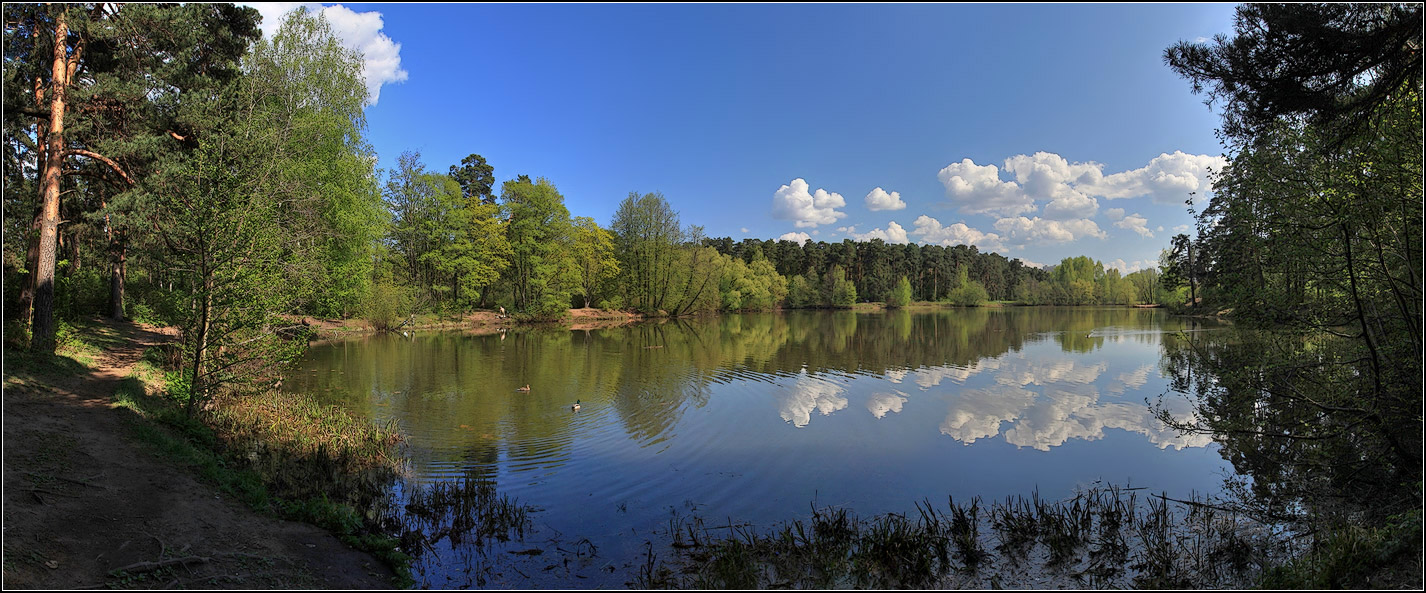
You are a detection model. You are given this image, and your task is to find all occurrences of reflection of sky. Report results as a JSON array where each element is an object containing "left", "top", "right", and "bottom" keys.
[
  {"left": 911, "top": 359, "right": 1001, "bottom": 388},
  {"left": 866, "top": 391, "right": 909, "bottom": 419},
  {"left": 1105, "top": 364, "right": 1154, "bottom": 395},
  {"left": 938, "top": 385, "right": 1038, "bottom": 443},
  {"left": 777, "top": 371, "right": 848, "bottom": 427},
  {"left": 937, "top": 351, "right": 1213, "bottom": 451},
  {"left": 994, "top": 355, "right": 1107, "bottom": 387}
]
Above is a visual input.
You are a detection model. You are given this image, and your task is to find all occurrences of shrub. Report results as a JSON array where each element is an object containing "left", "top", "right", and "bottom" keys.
[
  {"left": 946, "top": 281, "right": 989, "bottom": 307},
  {"left": 55, "top": 267, "right": 108, "bottom": 321},
  {"left": 887, "top": 276, "right": 912, "bottom": 308},
  {"left": 363, "top": 281, "right": 413, "bottom": 331},
  {"left": 597, "top": 295, "right": 625, "bottom": 311}
]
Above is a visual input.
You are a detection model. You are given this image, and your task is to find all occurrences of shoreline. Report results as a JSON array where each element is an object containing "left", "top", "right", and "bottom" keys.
[
  {"left": 1, "top": 319, "right": 399, "bottom": 589},
  {"left": 293, "top": 301, "right": 1204, "bottom": 341}
]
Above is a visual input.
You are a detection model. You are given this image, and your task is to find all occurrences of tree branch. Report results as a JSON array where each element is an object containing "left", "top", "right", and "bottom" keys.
[{"left": 63, "top": 148, "right": 134, "bottom": 185}]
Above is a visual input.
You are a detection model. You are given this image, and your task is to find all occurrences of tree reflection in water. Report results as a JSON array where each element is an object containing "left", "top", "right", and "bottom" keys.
[{"left": 1156, "top": 328, "right": 1421, "bottom": 526}]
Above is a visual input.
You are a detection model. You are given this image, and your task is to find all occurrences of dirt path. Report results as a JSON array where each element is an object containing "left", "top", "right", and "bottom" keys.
[{"left": 2, "top": 320, "right": 396, "bottom": 589}]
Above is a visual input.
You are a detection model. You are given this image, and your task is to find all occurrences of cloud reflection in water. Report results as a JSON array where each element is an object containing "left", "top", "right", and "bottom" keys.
[
  {"left": 937, "top": 354, "right": 1212, "bottom": 451},
  {"left": 778, "top": 371, "right": 849, "bottom": 427},
  {"left": 866, "top": 390, "right": 910, "bottom": 419}
]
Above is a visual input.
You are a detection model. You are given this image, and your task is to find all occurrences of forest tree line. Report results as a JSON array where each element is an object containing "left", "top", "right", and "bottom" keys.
[
  {"left": 376, "top": 149, "right": 1180, "bottom": 321},
  {"left": 2, "top": 3, "right": 1182, "bottom": 410}
]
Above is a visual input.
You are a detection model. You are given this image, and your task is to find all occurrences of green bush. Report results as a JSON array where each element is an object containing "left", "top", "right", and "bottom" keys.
[
  {"left": 55, "top": 267, "right": 108, "bottom": 321},
  {"left": 596, "top": 295, "right": 625, "bottom": 311},
  {"left": 886, "top": 276, "right": 912, "bottom": 308},
  {"left": 362, "top": 281, "right": 412, "bottom": 331},
  {"left": 1259, "top": 509, "right": 1423, "bottom": 588},
  {"left": 946, "top": 281, "right": 989, "bottom": 307},
  {"left": 787, "top": 274, "right": 816, "bottom": 309},
  {"left": 826, "top": 266, "right": 857, "bottom": 308},
  {"left": 164, "top": 368, "right": 193, "bottom": 407}
]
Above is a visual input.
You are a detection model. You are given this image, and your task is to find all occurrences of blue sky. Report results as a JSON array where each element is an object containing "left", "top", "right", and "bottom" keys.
[{"left": 246, "top": 3, "right": 1240, "bottom": 273}]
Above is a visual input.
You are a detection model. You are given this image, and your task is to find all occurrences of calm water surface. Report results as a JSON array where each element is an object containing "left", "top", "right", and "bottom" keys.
[{"left": 284, "top": 307, "right": 1234, "bottom": 586}]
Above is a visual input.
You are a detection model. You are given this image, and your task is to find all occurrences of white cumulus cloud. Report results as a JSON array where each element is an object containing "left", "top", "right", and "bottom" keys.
[
  {"left": 1105, "top": 258, "right": 1157, "bottom": 274},
  {"left": 772, "top": 179, "right": 847, "bottom": 228},
  {"left": 864, "top": 187, "right": 907, "bottom": 211},
  {"left": 778, "top": 232, "right": 812, "bottom": 244},
  {"left": 910, "top": 215, "right": 1007, "bottom": 252},
  {"left": 1005, "top": 152, "right": 1100, "bottom": 220},
  {"left": 992, "top": 217, "right": 1107, "bottom": 246},
  {"left": 937, "top": 159, "right": 1037, "bottom": 217},
  {"left": 849, "top": 221, "right": 910, "bottom": 244},
  {"left": 1079, "top": 151, "right": 1227, "bottom": 204},
  {"left": 936, "top": 151, "right": 1224, "bottom": 218},
  {"left": 1042, "top": 191, "right": 1099, "bottom": 220},
  {"left": 245, "top": 3, "right": 409, "bottom": 106},
  {"left": 1113, "top": 212, "right": 1154, "bottom": 238}
]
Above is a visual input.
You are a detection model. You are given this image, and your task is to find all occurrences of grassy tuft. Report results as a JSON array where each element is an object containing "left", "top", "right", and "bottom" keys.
[{"left": 638, "top": 486, "right": 1292, "bottom": 589}]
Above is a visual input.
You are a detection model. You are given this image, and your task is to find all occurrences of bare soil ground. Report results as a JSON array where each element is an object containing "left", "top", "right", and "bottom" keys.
[{"left": 1, "top": 320, "right": 396, "bottom": 589}]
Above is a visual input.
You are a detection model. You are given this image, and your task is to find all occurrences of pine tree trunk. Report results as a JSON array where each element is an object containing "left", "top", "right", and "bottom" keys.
[
  {"left": 110, "top": 232, "right": 126, "bottom": 320},
  {"left": 187, "top": 274, "right": 213, "bottom": 417},
  {"left": 19, "top": 74, "right": 50, "bottom": 330},
  {"left": 18, "top": 208, "right": 42, "bottom": 329},
  {"left": 31, "top": 10, "right": 70, "bottom": 352}
]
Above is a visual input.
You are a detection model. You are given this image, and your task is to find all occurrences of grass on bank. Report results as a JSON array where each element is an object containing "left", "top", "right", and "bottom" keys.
[
  {"left": 2, "top": 320, "right": 414, "bottom": 586},
  {"left": 31, "top": 320, "right": 536, "bottom": 588},
  {"left": 107, "top": 346, "right": 415, "bottom": 587}
]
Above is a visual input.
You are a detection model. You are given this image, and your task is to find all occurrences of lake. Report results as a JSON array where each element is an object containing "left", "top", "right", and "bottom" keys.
[{"left": 283, "top": 307, "right": 1235, "bottom": 587}]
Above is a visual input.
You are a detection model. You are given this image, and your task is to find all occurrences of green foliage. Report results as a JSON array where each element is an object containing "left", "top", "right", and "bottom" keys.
[
  {"left": 886, "top": 276, "right": 912, "bottom": 308},
  {"left": 1158, "top": 235, "right": 1202, "bottom": 309},
  {"left": 384, "top": 152, "right": 512, "bottom": 312},
  {"left": 433, "top": 175, "right": 511, "bottom": 309},
  {"left": 146, "top": 115, "right": 301, "bottom": 414},
  {"left": 718, "top": 253, "right": 787, "bottom": 312},
  {"left": 946, "top": 267, "right": 988, "bottom": 307},
  {"left": 1258, "top": 509, "right": 1422, "bottom": 589},
  {"left": 1124, "top": 267, "right": 1163, "bottom": 305},
  {"left": 596, "top": 295, "right": 624, "bottom": 311},
  {"left": 243, "top": 6, "right": 385, "bottom": 319},
  {"left": 1163, "top": 4, "right": 1421, "bottom": 143},
  {"left": 571, "top": 216, "right": 619, "bottom": 308},
  {"left": 825, "top": 265, "right": 857, "bottom": 308},
  {"left": 611, "top": 192, "right": 722, "bottom": 316},
  {"left": 787, "top": 274, "right": 817, "bottom": 309},
  {"left": 611, "top": 192, "right": 682, "bottom": 314},
  {"left": 946, "top": 283, "right": 988, "bottom": 307},
  {"left": 1008, "top": 257, "right": 1142, "bottom": 306},
  {"left": 501, "top": 177, "right": 577, "bottom": 320},
  {"left": 1161, "top": 6, "right": 1423, "bottom": 584},
  {"left": 54, "top": 267, "right": 107, "bottom": 322},
  {"left": 363, "top": 280, "right": 414, "bottom": 332},
  {"left": 448, "top": 153, "right": 496, "bottom": 204}
]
